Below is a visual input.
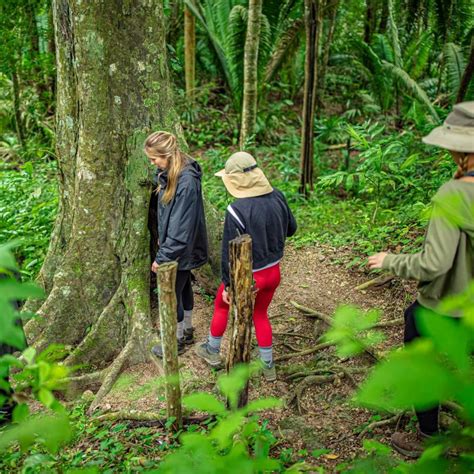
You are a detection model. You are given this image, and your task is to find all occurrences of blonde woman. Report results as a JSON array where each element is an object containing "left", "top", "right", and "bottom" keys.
[
  {"left": 144, "top": 131, "right": 208, "bottom": 357},
  {"left": 369, "top": 101, "right": 474, "bottom": 457}
]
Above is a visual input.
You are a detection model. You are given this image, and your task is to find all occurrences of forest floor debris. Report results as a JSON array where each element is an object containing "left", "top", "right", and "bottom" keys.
[{"left": 98, "top": 243, "right": 418, "bottom": 467}]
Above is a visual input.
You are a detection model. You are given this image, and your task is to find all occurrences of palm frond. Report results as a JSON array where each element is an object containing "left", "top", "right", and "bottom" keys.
[
  {"left": 264, "top": 17, "right": 304, "bottom": 82},
  {"left": 443, "top": 42, "right": 466, "bottom": 96},
  {"left": 382, "top": 61, "right": 439, "bottom": 121}
]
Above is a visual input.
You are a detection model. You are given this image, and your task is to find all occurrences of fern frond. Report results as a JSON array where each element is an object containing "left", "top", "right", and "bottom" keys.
[
  {"left": 404, "top": 31, "right": 433, "bottom": 79},
  {"left": 443, "top": 42, "right": 466, "bottom": 96},
  {"left": 371, "top": 34, "right": 394, "bottom": 63}
]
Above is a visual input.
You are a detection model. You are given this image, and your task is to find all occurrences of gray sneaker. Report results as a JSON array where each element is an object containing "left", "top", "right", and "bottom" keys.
[
  {"left": 151, "top": 338, "right": 186, "bottom": 359},
  {"left": 261, "top": 361, "right": 277, "bottom": 382},
  {"left": 195, "top": 342, "right": 223, "bottom": 367}
]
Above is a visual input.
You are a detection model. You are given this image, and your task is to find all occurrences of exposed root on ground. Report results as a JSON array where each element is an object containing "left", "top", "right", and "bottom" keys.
[
  {"left": 291, "top": 300, "right": 403, "bottom": 329},
  {"left": 357, "top": 413, "right": 402, "bottom": 439},
  {"left": 275, "top": 341, "right": 334, "bottom": 362}
]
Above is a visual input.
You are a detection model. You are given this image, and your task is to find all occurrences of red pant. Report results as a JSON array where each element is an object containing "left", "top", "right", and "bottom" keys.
[{"left": 209, "top": 263, "right": 281, "bottom": 347}]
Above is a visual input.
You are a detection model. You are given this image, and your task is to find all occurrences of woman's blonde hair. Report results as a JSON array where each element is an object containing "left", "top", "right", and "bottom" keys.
[
  {"left": 144, "top": 131, "right": 188, "bottom": 204},
  {"left": 453, "top": 152, "right": 474, "bottom": 179}
]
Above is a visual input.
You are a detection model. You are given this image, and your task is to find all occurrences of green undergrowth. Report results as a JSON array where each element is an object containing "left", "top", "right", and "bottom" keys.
[
  {"left": 0, "top": 160, "right": 58, "bottom": 278},
  {"left": 197, "top": 118, "right": 455, "bottom": 267}
]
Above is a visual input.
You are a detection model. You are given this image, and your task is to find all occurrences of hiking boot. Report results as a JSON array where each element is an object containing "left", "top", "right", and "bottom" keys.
[
  {"left": 184, "top": 327, "right": 194, "bottom": 345},
  {"left": 194, "top": 342, "right": 223, "bottom": 367},
  {"left": 391, "top": 431, "right": 430, "bottom": 458},
  {"left": 261, "top": 361, "right": 277, "bottom": 382},
  {"left": 151, "top": 338, "right": 186, "bottom": 359}
]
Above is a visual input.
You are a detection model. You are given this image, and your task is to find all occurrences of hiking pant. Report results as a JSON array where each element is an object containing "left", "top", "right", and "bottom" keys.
[
  {"left": 176, "top": 270, "right": 194, "bottom": 323},
  {"left": 210, "top": 263, "right": 281, "bottom": 347},
  {"left": 404, "top": 301, "right": 440, "bottom": 435}
]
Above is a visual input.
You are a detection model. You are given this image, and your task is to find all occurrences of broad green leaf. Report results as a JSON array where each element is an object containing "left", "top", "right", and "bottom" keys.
[
  {"left": 0, "top": 242, "right": 19, "bottom": 271},
  {"left": 242, "top": 397, "right": 282, "bottom": 414},
  {"left": 0, "top": 279, "right": 44, "bottom": 301},
  {"left": 0, "top": 415, "right": 72, "bottom": 453},
  {"left": 357, "top": 340, "right": 457, "bottom": 411},
  {"left": 38, "top": 388, "right": 55, "bottom": 408},
  {"left": 12, "top": 403, "right": 29, "bottom": 423},
  {"left": 209, "top": 411, "right": 246, "bottom": 448},
  {"left": 416, "top": 307, "right": 471, "bottom": 372},
  {"left": 183, "top": 392, "right": 227, "bottom": 415}
]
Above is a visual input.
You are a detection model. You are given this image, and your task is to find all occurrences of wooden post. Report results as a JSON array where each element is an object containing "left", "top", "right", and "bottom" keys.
[
  {"left": 226, "top": 234, "right": 255, "bottom": 408},
  {"left": 156, "top": 262, "right": 182, "bottom": 430},
  {"left": 184, "top": 5, "right": 196, "bottom": 101}
]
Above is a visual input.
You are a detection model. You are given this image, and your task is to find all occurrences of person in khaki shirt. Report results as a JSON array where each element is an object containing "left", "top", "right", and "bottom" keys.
[{"left": 368, "top": 101, "right": 474, "bottom": 458}]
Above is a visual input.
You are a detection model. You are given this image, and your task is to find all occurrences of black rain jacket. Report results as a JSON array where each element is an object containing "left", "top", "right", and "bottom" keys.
[
  {"left": 155, "top": 159, "right": 208, "bottom": 270},
  {"left": 221, "top": 189, "right": 297, "bottom": 286}
]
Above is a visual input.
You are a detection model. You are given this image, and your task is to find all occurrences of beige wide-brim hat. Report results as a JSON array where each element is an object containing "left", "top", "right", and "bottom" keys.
[
  {"left": 215, "top": 151, "right": 273, "bottom": 198},
  {"left": 422, "top": 101, "right": 474, "bottom": 153}
]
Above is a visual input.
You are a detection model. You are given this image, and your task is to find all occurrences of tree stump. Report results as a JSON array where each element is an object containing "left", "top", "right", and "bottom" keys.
[
  {"left": 226, "top": 234, "right": 255, "bottom": 408},
  {"left": 156, "top": 262, "right": 182, "bottom": 431}
]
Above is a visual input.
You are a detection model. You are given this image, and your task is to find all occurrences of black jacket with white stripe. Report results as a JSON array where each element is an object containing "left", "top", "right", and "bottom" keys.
[{"left": 221, "top": 189, "right": 297, "bottom": 287}]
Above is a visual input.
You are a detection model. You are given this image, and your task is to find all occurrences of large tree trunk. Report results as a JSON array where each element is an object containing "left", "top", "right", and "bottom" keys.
[
  {"left": 456, "top": 36, "right": 474, "bottom": 103},
  {"left": 25, "top": 0, "right": 183, "bottom": 404},
  {"left": 184, "top": 5, "right": 196, "bottom": 101},
  {"left": 239, "top": 0, "right": 263, "bottom": 149},
  {"left": 299, "top": 0, "right": 321, "bottom": 196}
]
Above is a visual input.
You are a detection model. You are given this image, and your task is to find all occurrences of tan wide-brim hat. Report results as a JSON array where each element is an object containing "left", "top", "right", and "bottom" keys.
[
  {"left": 422, "top": 101, "right": 474, "bottom": 153},
  {"left": 215, "top": 151, "right": 273, "bottom": 198}
]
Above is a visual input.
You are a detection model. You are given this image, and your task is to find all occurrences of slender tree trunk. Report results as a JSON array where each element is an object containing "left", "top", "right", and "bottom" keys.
[
  {"left": 317, "top": 0, "right": 339, "bottom": 107},
  {"left": 364, "top": 0, "right": 376, "bottom": 44},
  {"left": 226, "top": 235, "right": 254, "bottom": 409},
  {"left": 25, "top": 0, "right": 182, "bottom": 404},
  {"left": 456, "top": 36, "right": 474, "bottom": 103},
  {"left": 299, "top": 0, "right": 321, "bottom": 196},
  {"left": 156, "top": 262, "right": 182, "bottom": 430},
  {"left": 184, "top": 5, "right": 196, "bottom": 101},
  {"left": 47, "top": 2, "right": 57, "bottom": 105},
  {"left": 11, "top": 67, "right": 25, "bottom": 148},
  {"left": 240, "top": 0, "right": 263, "bottom": 149},
  {"left": 379, "top": 0, "right": 389, "bottom": 32}
]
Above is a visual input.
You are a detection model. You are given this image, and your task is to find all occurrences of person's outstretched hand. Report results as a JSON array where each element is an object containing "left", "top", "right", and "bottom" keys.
[
  {"left": 368, "top": 252, "right": 388, "bottom": 269},
  {"left": 222, "top": 289, "right": 231, "bottom": 305},
  {"left": 151, "top": 261, "right": 159, "bottom": 273}
]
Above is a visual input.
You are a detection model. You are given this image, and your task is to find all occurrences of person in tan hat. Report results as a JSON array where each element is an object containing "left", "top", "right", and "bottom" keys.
[
  {"left": 195, "top": 151, "right": 297, "bottom": 381},
  {"left": 368, "top": 101, "right": 474, "bottom": 457}
]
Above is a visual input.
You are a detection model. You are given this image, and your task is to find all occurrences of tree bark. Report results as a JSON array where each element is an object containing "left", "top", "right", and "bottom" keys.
[
  {"left": 25, "top": 0, "right": 183, "bottom": 404},
  {"left": 239, "top": 0, "right": 263, "bottom": 149},
  {"left": 184, "top": 5, "right": 196, "bottom": 101},
  {"left": 456, "top": 36, "right": 474, "bottom": 103},
  {"left": 156, "top": 262, "right": 182, "bottom": 430},
  {"left": 226, "top": 235, "right": 254, "bottom": 408},
  {"left": 299, "top": 0, "right": 321, "bottom": 196}
]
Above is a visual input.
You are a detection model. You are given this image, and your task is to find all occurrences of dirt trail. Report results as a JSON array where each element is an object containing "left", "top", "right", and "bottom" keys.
[{"left": 101, "top": 244, "right": 416, "bottom": 467}]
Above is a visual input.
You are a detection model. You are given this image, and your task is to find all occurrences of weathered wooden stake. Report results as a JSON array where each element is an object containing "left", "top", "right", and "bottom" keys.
[
  {"left": 226, "top": 234, "right": 255, "bottom": 408},
  {"left": 156, "top": 262, "right": 182, "bottom": 430}
]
